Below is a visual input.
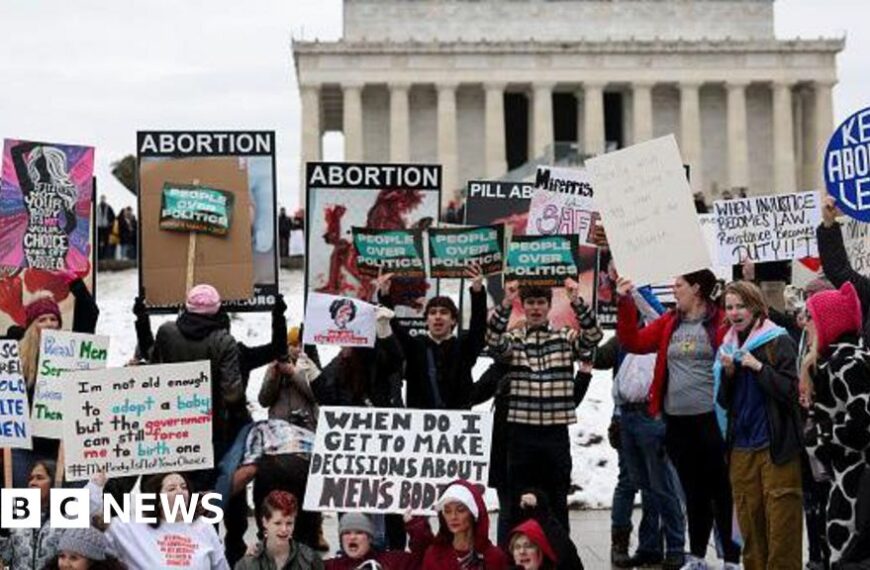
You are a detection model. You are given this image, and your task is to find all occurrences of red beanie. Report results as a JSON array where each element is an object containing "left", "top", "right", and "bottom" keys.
[
  {"left": 25, "top": 296, "right": 62, "bottom": 328},
  {"left": 807, "top": 282, "right": 863, "bottom": 354},
  {"left": 510, "top": 519, "right": 558, "bottom": 564}
]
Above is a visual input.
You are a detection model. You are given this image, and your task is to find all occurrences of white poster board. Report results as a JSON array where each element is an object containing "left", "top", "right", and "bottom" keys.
[
  {"left": 587, "top": 135, "right": 711, "bottom": 285},
  {"left": 712, "top": 191, "right": 820, "bottom": 264},
  {"left": 842, "top": 218, "right": 870, "bottom": 277},
  {"left": 32, "top": 331, "right": 109, "bottom": 438},
  {"left": 61, "top": 361, "right": 213, "bottom": 481},
  {"left": 303, "top": 293, "right": 377, "bottom": 348},
  {"left": 0, "top": 341, "right": 31, "bottom": 449},
  {"left": 527, "top": 186, "right": 596, "bottom": 243},
  {"left": 304, "top": 407, "right": 493, "bottom": 514},
  {"left": 699, "top": 214, "right": 734, "bottom": 281}
]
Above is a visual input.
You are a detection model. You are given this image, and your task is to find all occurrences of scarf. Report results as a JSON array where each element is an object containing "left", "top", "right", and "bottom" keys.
[{"left": 713, "top": 318, "right": 788, "bottom": 437}]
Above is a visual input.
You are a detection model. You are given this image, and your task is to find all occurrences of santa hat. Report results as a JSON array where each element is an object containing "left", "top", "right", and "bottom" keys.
[
  {"left": 434, "top": 483, "right": 479, "bottom": 520},
  {"left": 807, "top": 282, "right": 863, "bottom": 354},
  {"left": 510, "top": 519, "right": 558, "bottom": 564},
  {"left": 25, "top": 296, "right": 62, "bottom": 328}
]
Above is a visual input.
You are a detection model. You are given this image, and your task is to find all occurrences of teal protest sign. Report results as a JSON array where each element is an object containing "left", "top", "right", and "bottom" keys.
[
  {"left": 160, "top": 183, "right": 235, "bottom": 236},
  {"left": 428, "top": 225, "right": 504, "bottom": 278},
  {"left": 505, "top": 234, "right": 581, "bottom": 287},
  {"left": 352, "top": 227, "right": 425, "bottom": 278}
]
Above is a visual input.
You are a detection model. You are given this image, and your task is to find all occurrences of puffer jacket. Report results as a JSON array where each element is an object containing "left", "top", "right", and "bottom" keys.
[
  {"left": 233, "top": 540, "right": 322, "bottom": 570},
  {"left": 0, "top": 515, "right": 62, "bottom": 570},
  {"left": 151, "top": 311, "right": 244, "bottom": 450}
]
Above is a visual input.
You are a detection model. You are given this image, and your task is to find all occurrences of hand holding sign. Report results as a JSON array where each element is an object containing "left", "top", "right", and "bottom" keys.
[
  {"left": 466, "top": 264, "right": 484, "bottom": 292},
  {"left": 376, "top": 270, "right": 394, "bottom": 297},
  {"left": 564, "top": 277, "right": 581, "bottom": 303},
  {"left": 503, "top": 280, "right": 520, "bottom": 309},
  {"left": 616, "top": 277, "right": 634, "bottom": 297},
  {"left": 822, "top": 195, "right": 839, "bottom": 228}
]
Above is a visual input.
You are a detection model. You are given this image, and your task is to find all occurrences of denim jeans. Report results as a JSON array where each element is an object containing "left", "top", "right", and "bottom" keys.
[
  {"left": 621, "top": 409, "right": 686, "bottom": 556},
  {"left": 613, "top": 437, "right": 661, "bottom": 555},
  {"left": 214, "top": 422, "right": 254, "bottom": 510}
]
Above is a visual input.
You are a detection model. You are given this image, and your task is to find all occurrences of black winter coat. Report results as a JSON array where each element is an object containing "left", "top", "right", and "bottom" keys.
[
  {"left": 512, "top": 489, "right": 584, "bottom": 570},
  {"left": 817, "top": 222, "right": 870, "bottom": 343},
  {"left": 311, "top": 335, "right": 404, "bottom": 407}
]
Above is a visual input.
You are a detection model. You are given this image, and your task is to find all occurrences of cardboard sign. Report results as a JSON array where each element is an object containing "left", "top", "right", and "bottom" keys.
[
  {"left": 505, "top": 235, "right": 581, "bottom": 287},
  {"left": 138, "top": 131, "right": 278, "bottom": 312},
  {"left": 842, "top": 218, "right": 870, "bottom": 277},
  {"left": 428, "top": 225, "right": 504, "bottom": 278},
  {"left": 304, "top": 407, "right": 492, "bottom": 514},
  {"left": 32, "top": 331, "right": 109, "bottom": 438},
  {"left": 587, "top": 135, "right": 710, "bottom": 285},
  {"left": 712, "top": 191, "right": 820, "bottom": 264},
  {"left": 306, "top": 163, "right": 441, "bottom": 336},
  {"left": 159, "top": 184, "right": 235, "bottom": 236},
  {"left": 0, "top": 341, "right": 31, "bottom": 450},
  {"left": 352, "top": 228, "right": 425, "bottom": 278},
  {"left": 61, "top": 361, "right": 213, "bottom": 481},
  {"left": 825, "top": 107, "right": 870, "bottom": 222},
  {"left": 0, "top": 139, "right": 95, "bottom": 272},
  {"left": 303, "top": 293, "right": 377, "bottom": 348}
]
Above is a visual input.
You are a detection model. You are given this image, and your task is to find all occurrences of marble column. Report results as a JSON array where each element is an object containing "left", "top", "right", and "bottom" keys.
[
  {"left": 342, "top": 82, "right": 364, "bottom": 162},
  {"left": 532, "top": 82, "right": 555, "bottom": 159},
  {"left": 584, "top": 82, "right": 606, "bottom": 156},
  {"left": 485, "top": 82, "right": 507, "bottom": 178},
  {"left": 680, "top": 82, "right": 703, "bottom": 192},
  {"left": 437, "top": 82, "right": 459, "bottom": 209},
  {"left": 726, "top": 80, "right": 750, "bottom": 191},
  {"left": 632, "top": 82, "right": 654, "bottom": 144},
  {"left": 813, "top": 80, "right": 836, "bottom": 189},
  {"left": 773, "top": 81, "right": 797, "bottom": 193},
  {"left": 299, "top": 83, "right": 321, "bottom": 208},
  {"left": 389, "top": 83, "right": 410, "bottom": 163}
]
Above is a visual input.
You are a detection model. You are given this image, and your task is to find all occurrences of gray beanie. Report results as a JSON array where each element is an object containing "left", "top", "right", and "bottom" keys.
[
  {"left": 59, "top": 527, "right": 108, "bottom": 561},
  {"left": 339, "top": 512, "right": 374, "bottom": 537}
]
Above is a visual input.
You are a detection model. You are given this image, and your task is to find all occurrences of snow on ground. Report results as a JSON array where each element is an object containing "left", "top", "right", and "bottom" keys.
[{"left": 95, "top": 268, "right": 618, "bottom": 509}]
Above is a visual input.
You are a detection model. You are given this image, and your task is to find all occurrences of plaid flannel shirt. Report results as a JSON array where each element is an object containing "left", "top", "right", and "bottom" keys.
[{"left": 486, "top": 298, "right": 603, "bottom": 425}]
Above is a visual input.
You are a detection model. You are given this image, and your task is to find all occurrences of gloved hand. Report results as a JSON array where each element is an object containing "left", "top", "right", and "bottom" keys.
[
  {"left": 376, "top": 306, "right": 395, "bottom": 339},
  {"left": 607, "top": 417, "right": 622, "bottom": 450},
  {"left": 133, "top": 295, "right": 147, "bottom": 318},
  {"left": 272, "top": 293, "right": 287, "bottom": 316}
]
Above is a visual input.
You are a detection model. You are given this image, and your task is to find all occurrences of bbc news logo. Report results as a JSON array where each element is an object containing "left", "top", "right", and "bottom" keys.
[{"left": 0, "top": 489, "right": 224, "bottom": 528}]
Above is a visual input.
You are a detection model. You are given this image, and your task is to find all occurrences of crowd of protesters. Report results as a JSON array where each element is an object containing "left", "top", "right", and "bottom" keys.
[
  {"left": 2, "top": 194, "right": 870, "bottom": 570},
  {"left": 97, "top": 195, "right": 138, "bottom": 261}
]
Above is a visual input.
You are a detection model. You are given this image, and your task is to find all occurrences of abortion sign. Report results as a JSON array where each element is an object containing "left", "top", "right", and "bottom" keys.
[
  {"left": 713, "top": 191, "right": 820, "bottom": 264},
  {"left": 505, "top": 235, "right": 581, "bottom": 287},
  {"left": 351, "top": 228, "right": 425, "bottom": 278},
  {"left": 825, "top": 107, "right": 870, "bottom": 221},
  {"left": 0, "top": 341, "right": 31, "bottom": 449},
  {"left": 304, "top": 407, "right": 492, "bottom": 514},
  {"left": 428, "top": 225, "right": 504, "bottom": 278},
  {"left": 160, "top": 184, "right": 234, "bottom": 236}
]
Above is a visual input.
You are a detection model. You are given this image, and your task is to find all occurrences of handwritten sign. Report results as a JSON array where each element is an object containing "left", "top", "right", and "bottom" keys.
[
  {"left": 824, "top": 107, "right": 870, "bottom": 222},
  {"left": 842, "top": 218, "right": 870, "bottom": 277},
  {"left": 698, "top": 214, "right": 736, "bottom": 281},
  {"left": 303, "top": 293, "right": 377, "bottom": 348},
  {"left": 32, "top": 330, "right": 109, "bottom": 438},
  {"left": 352, "top": 228, "right": 425, "bottom": 278},
  {"left": 505, "top": 235, "right": 581, "bottom": 287},
  {"left": 586, "top": 135, "right": 710, "bottom": 285},
  {"left": 0, "top": 341, "right": 31, "bottom": 449},
  {"left": 159, "top": 184, "right": 235, "bottom": 236},
  {"left": 534, "top": 166, "right": 595, "bottom": 210},
  {"left": 712, "top": 191, "right": 820, "bottom": 264},
  {"left": 304, "top": 407, "right": 492, "bottom": 514},
  {"left": 61, "top": 361, "right": 213, "bottom": 481},
  {"left": 428, "top": 225, "right": 504, "bottom": 278}
]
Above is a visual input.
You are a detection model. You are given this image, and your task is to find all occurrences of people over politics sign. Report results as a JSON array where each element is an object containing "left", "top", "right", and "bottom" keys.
[
  {"left": 351, "top": 228, "right": 425, "bottom": 278},
  {"left": 427, "top": 225, "right": 505, "bottom": 278},
  {"left": 505, "top": 234, "right": 581, "bottom": 287},
  {"left": 160, "top": 184, "right": 235, "bottom": 236}
]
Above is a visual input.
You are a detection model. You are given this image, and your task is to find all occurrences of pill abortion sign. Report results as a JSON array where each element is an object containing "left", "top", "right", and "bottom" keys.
[{"left": 825, "top": 107, "right": 870, "bottom": 222}]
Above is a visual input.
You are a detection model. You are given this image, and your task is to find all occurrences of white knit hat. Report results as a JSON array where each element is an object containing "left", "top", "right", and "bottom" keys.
[{"left": 434, "top": 484, "right": 479, "bottom": 520}]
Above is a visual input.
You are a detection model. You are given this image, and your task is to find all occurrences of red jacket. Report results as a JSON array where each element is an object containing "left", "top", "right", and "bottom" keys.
[
  {"left": 616, "top": 295, "right": 725, "bottom": 416},
  {"left": 422, "top": 480, "right": 510, "bottom": 570},
  {"left": 325, "top": 518, "right": 433, "bottom": 570}
]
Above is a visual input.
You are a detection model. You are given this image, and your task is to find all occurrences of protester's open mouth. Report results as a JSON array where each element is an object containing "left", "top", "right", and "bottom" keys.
[{"left": 345, "top": 540, "right": 361, "bottom": 555}]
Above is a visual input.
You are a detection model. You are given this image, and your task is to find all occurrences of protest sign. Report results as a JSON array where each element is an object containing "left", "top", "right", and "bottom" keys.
[
  {"left": 32, "top": 330, "right": 109, "bottom": 438},
  {"left": 304, "top": 407, "right": 492, "bottom": 514},
  {"left": 307, "top": 163, "right": 441, "bottom": 335},
  {"left": 159, "top": 184, "right": 235, "bottom": 236},
  {"left": 505, "top": 235, "right": 582, "bottom": 287},
  {"left": 138, "top": 131, "right": 277, "bottom": 312},
  {"left": 303, "top": 293, "right": 377, "bottom": 348},
  {"left": 842, "top": 218, "right": 870, "bottom": 277},
  {"left": 530, "top": 166, "right": 597, "bottom": 242},
  {"left": 61, "top": 361, "right": 213, "bottom": 481},
  {"left": 699, "top": 214, "right": 736, "bottom": 280},
  {"left": 825, "top": 107, "right": 870, "bottom": 222},
  {"left": 428, "top": 225, "right": 504, "bottom": 278},
  {"left": 352, "top": 228, "right": 425, "bottom": 278},
  {"left": 0, "top": 140, "right": 95, "bottom": 273},
  {"left": 587, "top": 135, "right": 710, "bottom": 285},
  {"left": 712, "top": 191, "right": 820, "bottom": 264},
  {"left": 0, "top": 341, "right": 31, "bottom": 450}
]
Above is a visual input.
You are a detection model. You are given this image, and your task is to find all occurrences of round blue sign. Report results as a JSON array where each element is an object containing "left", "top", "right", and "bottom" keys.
[{"left": 825, "top": 106, "right": 870, "bottom": 222}]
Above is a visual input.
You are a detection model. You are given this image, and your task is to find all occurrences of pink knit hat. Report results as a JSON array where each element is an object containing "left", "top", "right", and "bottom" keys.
[
  {"left": 807, "top": 282, "right": 863, "bottom": 354},
  {"left": 185, "top": 284, "right": 221, "bottom": 315},
  {"left": 25, "top": 296, "right": 62, "bottom": 328}
]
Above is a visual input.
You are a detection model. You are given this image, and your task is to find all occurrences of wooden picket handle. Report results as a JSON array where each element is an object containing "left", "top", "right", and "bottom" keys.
[
  {"left": 185, "top": 179, "right": 200, "bottom": 292},
  {"left": 3, "top": 448, "right": 12, "bottom": 488}
]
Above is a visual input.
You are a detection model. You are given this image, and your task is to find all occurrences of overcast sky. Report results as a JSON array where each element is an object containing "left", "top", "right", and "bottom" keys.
[{"left": 0, "top": 0, "right": 866, "bottom": 212}]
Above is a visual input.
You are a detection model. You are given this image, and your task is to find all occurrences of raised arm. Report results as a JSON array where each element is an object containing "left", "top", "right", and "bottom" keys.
[
  {"left": 70, "top": 277, "right": 99, "bottom": 333},
  {"left": 615, "top": 278, "right": 668, "bottom": 355},
  {"left": 486, "top": 280, "right": 519, "bottom": 361},
  {"left": 565, "top": 277, "right": 604, "bottom": 359},
  {"left": 817, "top": 195, "right": 870, "bottom": 317}
]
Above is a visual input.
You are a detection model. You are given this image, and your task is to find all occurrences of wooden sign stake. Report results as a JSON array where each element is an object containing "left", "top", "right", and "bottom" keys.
[{"left": 186, "top": 179, "right": 200, "bottom": 292}]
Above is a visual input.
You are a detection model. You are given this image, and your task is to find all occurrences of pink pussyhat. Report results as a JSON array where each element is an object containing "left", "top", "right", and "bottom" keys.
[
  {"left": 806, "top": 281, "right": 863, "bottom": 354},
  {"left": 185, "top": 284, "right": 221, "bottom": 315}
]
